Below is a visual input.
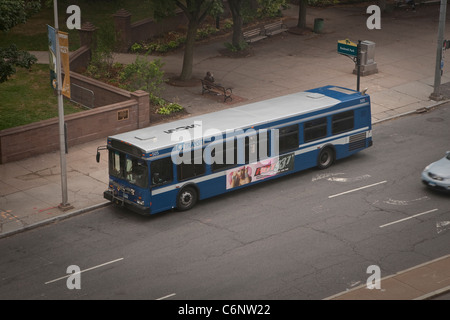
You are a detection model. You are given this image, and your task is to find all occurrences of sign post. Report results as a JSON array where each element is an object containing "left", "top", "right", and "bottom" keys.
[
  {"left": 337, "top": 39, "right": 361, "bottom": 92},
  {"left": 52, "top": 0, "right": 72, "bottom": 210}
]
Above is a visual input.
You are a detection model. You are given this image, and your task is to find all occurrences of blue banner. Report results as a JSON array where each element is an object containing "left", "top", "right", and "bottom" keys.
[{"left": 47, "top": 25, "right": 57, "bottom": 90}]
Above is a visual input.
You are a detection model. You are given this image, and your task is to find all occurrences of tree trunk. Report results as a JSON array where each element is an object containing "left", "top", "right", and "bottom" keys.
[
  {"left": 179, "top": 19, "right": 199, "bottom": 81},
  {"left": 297, "top": 0, "right": 307, "bottom": 29},
  {"left": 229, "top": 0, "right": 244, "bottom": 47}
]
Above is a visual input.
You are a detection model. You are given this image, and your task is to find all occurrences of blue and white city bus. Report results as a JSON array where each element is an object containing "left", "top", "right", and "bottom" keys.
[{"left": 96, "top": 85, "right": 372, "bottom": 215}]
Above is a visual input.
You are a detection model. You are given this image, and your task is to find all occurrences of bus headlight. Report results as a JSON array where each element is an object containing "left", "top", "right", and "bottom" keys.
[{"left": 136, "top": 199, "right": 144, "bottom": 205}]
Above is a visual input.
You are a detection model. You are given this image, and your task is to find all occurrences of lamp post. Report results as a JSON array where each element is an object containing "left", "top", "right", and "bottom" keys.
[
  {"left": 430, "top": 0, "right": 447, "bottom": 101},
  {"left": 53, "top": 0, "right": 71, "bottom": 209}
]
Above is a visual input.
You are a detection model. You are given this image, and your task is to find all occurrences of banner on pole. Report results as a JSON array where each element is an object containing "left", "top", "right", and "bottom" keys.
[
  {"left": 58, "top": 31, "right": 71, "bottom": 98},
  {"left": 47, "top": 25, "right": 57, "bottom": 90},
  {"left": 47, "top": 25, "right": 71, "bottom": 98}
]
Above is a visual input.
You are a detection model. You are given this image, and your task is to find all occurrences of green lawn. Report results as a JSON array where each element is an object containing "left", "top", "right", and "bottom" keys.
[{"left": 0, "top": 64, "right": 85, "bottom": 131}]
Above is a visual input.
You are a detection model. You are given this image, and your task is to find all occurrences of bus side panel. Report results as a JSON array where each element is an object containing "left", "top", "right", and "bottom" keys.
[
  {"left": 197, "top": 175, "right": 227, "bottom": 200},
  {"left": 295, "top": 150, "right": 318, "bottom": 172},
  {"left": 151, "top": 188, "right": 178, "bottom": 214}
]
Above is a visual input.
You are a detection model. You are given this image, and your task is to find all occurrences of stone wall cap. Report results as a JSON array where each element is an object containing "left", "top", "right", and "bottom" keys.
[
  {"left": 113, "top": 8, "right": 132, "bottom": 17},
  {"left": 80, "top": 21, "right": 97, "bottom": 31}
]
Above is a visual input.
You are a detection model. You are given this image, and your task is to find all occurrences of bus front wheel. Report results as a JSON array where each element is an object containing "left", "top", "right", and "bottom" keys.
[
  {"left": 317, "top": 147, "right": 335, "bottom": 170},
  {"left": 177, "top": 186, "right": 198, "bottom": 211}
]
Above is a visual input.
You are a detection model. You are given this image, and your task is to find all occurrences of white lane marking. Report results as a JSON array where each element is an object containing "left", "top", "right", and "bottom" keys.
[
  {"left": 156, "top": 293, "right": 176, "bottom": 300},
  {"left": 379, "top": 209, "right": 439, "bottom": 228},
  {"left": 45, "top": 258, "right": 124, "bottom": 285},
  {"left": 327, "top": 174, "right": 371, "bottom": 182},
  {"left": 437, "top": 221, "right": 450, "bottom": 234},
  {"left": 328, "top": 181, "right": 387, "bottom": 199},
  {"left": 383, "top": 196, "right": 429, "bottom": 206},
  {"left": 312, "top": 173, "right": 345, "bottom": 182}
]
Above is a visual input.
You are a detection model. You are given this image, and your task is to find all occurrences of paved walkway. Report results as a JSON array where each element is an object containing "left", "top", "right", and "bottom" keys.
[{"left": 2, "top": 3, "right": 450, "bottom": 299}]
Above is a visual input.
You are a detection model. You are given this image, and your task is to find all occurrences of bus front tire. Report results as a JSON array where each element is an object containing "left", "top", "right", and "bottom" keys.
[
  {"left": 317, "top": 147, "right": 335, "bottom": 170},
  {"left": 177, "top": 187, "right": 198, "bottom": 211}
]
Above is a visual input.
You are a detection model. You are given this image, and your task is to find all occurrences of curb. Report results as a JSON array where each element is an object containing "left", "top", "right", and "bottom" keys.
[
  {"left": 372, "top": 99, "right": 450, "bottom": 125},
  {"left": 0, "top": 201, "right": 111, "bottom": 240}
]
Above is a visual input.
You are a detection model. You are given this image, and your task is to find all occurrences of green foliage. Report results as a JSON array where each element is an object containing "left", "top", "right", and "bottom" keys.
[
  {"left": 86, "top": 23, "right": 117, "bottom": 79},
  {"left": 120, "top": 56, "right": 166, "bottom": 94},
  {"left": 257, "top": 0, "right": 286, "bottom": 18},
  {"left": 223, "top": 19, "right": 233, "bottom": 30},
  {"left": 149, "top": 93, "right": 166, "bottom": 106},
  {"left": 0, "top": 0, "right": 41, "bottom": 32},
  {"left": 0, "top": 44, "right": 37, "bottom": 83},
  {"left": 131, "top": 24, "right": 220, "bottom": 55},
  {"left": 224, "top": 41, "right": 248, "bottom": 52},
  {"left": 157, "top": 102, "right": 184, "bottom": 115}
]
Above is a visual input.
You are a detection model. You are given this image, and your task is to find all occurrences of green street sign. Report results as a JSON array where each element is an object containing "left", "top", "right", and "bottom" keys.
[{"left": 337, "top": 39, "right": 357, "bottom": 57}]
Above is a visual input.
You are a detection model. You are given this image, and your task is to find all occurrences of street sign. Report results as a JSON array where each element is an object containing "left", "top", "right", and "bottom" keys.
[{"left": 337, "top": 39, "right": 357, "bottom": 57}]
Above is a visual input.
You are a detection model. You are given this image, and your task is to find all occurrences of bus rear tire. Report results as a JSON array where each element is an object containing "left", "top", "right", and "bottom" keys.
[
  {"left": 177, "top": 186, "right": 198, "bottom": 211},
  {"left": 317, "top": 147, "right": 335, "bottom": 170}
]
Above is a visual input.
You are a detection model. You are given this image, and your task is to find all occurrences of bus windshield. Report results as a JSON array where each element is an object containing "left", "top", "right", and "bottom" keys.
[{"left": 109, "top": 150, "right": 148, "bottom": 188}]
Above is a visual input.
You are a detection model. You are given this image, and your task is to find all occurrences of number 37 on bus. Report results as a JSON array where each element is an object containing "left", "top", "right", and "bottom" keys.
[{"left": 96, "top": 85, "right": 372, "bottom": 215}]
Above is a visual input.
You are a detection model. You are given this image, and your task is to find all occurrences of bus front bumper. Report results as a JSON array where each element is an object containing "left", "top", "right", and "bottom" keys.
[{"left": 103, "top": 190, "right": 151, "bottom": 215}]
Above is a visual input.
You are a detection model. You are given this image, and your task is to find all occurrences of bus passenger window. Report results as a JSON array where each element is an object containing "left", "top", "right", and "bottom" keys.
[
  {"left": 278, "top": 124, "right": 299, "bottom": 153},
  {"left": 151, "top": 157, "right": 173, "bottom": 186},
  {"left": 177, "top": 150, "right": 205, "bottom": 181},
  {"left": 304, "top": 117, "right": 327, "bottom": 143},
  {"left": 332, "top": 111, "right": 354, "bottom": 135}
]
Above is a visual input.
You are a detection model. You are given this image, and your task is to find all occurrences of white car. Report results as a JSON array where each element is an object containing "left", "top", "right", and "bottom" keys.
[{"left": 421, "top": 151, "right": 450, "bottom": 193}]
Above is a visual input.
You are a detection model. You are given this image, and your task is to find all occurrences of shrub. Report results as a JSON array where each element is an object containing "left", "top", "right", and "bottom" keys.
[
  {"left": 119, "top": 56, "right": 166, "bottom": 95},
  {"left": 157, "top": 103, "right": 184, "bottom": 115}
]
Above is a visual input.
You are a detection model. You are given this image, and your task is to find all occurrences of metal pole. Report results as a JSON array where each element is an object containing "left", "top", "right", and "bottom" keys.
[
  {"left": 357, "top": 40, "right": 361, "bottom": 92},
  {"left": 431, "top": 0, "right": 447, "bottom": 100},
  {"left": 53, "top": 0, "right": 70, "bottom": 209}
]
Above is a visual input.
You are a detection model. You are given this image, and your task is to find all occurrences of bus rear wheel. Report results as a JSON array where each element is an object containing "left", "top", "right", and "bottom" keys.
[
  {"left": 317, "top": 147, "right": 335, "bottom": 169},
  {"left": 177, "top": 186, "right": 198, "bottom": 211}
]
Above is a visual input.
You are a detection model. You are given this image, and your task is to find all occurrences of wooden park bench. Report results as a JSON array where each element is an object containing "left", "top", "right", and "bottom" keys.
[
  {"left": 201, "top": 80, "right": 233, "bottom": 102},
  {"left": 263, "top": 20, "right": 288, "bottom": 36},
  {"left": 243, "top": 28, "right": 267, "bottom": 43}
]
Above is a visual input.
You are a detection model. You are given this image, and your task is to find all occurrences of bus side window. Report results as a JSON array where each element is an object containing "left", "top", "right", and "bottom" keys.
[
  {"left": 177, "top": 150, "right": 205, "bottom": 181},
  {"left": 278, "top": 124, "right": 299, "bottom": 153},
  {"left": 151, "top": 157, "right": 173, "bottom": 186},
  {"left": 304, "top": 117, "right": 327, "bottom": 143},
  {"left": 332, "top": 110, "right": 354, "bottom": 135}
]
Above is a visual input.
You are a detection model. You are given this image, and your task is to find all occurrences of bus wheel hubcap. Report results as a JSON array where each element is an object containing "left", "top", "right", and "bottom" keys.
[{"left": 181, "top": 192, "right": 192, "bottom": 206}]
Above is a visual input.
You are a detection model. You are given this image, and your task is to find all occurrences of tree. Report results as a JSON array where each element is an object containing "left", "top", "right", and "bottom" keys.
[
  {"left": 297, "top": 0, "right": 307, "bottom": 29},
  {"left": 0, "top": 0, "right": 41, "bottom": 83},
  {"left": 228, "top": 0, "right": 286, "bottom": 51},
  {"left": 0, "top": 44, "right": 37, "bottom": 83},
  {"left": 151, "top": 0, "right": 220, "bottom": 81},
  {"left": 228, "top": 0, "right": 245, "bottom": 48}
]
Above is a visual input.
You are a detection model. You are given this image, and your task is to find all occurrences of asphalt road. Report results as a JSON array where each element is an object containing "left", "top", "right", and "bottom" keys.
[{"left": 1, "top": 103, "right": 449, "bottom": 300}]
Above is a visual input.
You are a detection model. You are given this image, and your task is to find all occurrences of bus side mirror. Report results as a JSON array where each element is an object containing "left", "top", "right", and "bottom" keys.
[{"left": 96, "top": 145, "right": 107, "bottom": 163}]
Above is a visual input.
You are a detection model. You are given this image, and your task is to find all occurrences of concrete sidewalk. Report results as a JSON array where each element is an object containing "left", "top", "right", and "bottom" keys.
[
  {"left": 325, "top": 255, "right": 450, "bottom": 300},
  {"left": 1, "top": 3, "right": 450, "bottom": 299}
]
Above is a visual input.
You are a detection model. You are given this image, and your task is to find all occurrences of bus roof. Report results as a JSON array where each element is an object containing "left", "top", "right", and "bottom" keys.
[{"left": 108, "top": 86, "right": 365, "bottom": 153}]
